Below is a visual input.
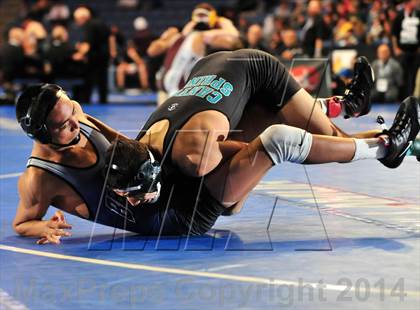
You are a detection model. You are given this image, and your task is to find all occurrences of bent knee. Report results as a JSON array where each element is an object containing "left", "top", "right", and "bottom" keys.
[{"left": 259, "top": 124, "right": 313, "bottom": 165}]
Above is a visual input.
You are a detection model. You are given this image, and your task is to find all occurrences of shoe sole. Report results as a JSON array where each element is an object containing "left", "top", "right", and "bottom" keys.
[
  {"left": 354, "top": 56, "right": 375, "bottom": 116},
  {"left": 356, "top": 56, "right": 375, "bottom": 85}
]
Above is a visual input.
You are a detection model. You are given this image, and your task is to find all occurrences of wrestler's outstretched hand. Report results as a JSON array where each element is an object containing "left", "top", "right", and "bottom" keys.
[{"left": 37, "top": 211, "right": 72, "bottom": 245}]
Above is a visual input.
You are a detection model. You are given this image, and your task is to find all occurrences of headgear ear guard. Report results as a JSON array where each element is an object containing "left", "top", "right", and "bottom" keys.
[
  {"left": 110, "top": 149, "right": 162, "bottom": 203},
  {"left": 208, "top": 10, "right": 218, "bottom": 28},
  {"left": 19, "top": 84, "right": 63, "bottom": 144}
]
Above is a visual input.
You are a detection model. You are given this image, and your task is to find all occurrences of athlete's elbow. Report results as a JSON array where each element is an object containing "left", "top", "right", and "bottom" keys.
[
  {"left": 13, "top": 222, "right": 25, "bottom": 236},
  {"left": 146, "top": 45, "right": 157, "bottom": 57},
  {"left": 12, "top": 217, "right": 30, "bottom": 236}
]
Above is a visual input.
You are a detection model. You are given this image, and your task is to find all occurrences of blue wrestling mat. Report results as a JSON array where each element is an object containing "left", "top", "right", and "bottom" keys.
[{"left": 0, "top": 103, "right": 419, "bottom": 309}]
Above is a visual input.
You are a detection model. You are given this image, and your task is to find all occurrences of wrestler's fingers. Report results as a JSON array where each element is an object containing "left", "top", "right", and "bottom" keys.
[
  {"left": 56, "top": 222, "right": 72, "bottom": 229},
  {"left": 51, "top": 214, "right": 59, "bottom": 221},
  {"left": 47, "top": 234, "right": 61, "bottom": 244},
  {"left": 36, "top": 237, "right": 49, "bottom": 245},
  {"left": 54, "top": 229, "right": 72, "bottom": 237},
  {"left": 54, "top": 210, "right": 65, "bottom": 222},
  {"left": 49, "top": 221, "right": 72, "bottom": 229}
]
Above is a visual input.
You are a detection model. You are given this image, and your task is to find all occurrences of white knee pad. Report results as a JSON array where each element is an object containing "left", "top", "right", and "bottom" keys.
[{"left": 260, "top": 124, "right": 313, "bottom": 165}]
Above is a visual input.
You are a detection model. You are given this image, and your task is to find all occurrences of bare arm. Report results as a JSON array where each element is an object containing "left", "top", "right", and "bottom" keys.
[
  {"left": 73, "top": 42, "right": 90, "bottom": 61},
  {"left": 13, "top": 173, "right": 71, "bottom": 242},
  {"left": 147, "top": 27, "right": 180, "bottom": 57},
  {"left": 13, "top": 174, "right": 50, "bottom": 237},
  {"left": 201, "top": 17, "right": 240, "bottom": 49},
  {"left": 314, "top": 38, "right": 323, "bottom": 57},
  {"left": 109, "top": 35, "right": 117, "bottom": 59}
]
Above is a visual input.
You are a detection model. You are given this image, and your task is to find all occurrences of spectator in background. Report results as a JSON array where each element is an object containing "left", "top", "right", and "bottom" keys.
[
  {"left": 115, "top": 17, "right": 152, "bottom": 91},
  {"left": 245, "top": 24, "right": 269, "bottom": 52},
  {"left": 46, "top": 0, "right": 71, "bottom": 26},
  {"left": 322, "top": 12, "right": 335, "bottom": 47},
  {"left": 262, "top": 2, "right": 292, "bottom": 41},
  {"left": 73, "top": 6, "right": 111, "bottom": 103},
  {"left": 335, "top": 1, "right": 349, "bottom": 20},
  {"left": 368, "top": 0, "right": 383, "bottom": 26},
  {"left": 367, "top": 16, "right": 391, "bottom": 46},
  {"left": 23, "top": 18, "right": 47, "bottom": 43},
  {"left": 392, "top": 0, "right": 420, "bottom": 98},
  {"left": 269, "top": 30, "right": 282, "bottom": 54},
  {"left": 109, "top": 25, "right": 127, "bottom": 66},
  {"left": 132, "top": 17, "right": 159, "bottom": 90},
  {"left": 351, "top": 16, "right": 366, "bottom": 44},
  {"left": 26, "top": 0, "right": 50, "bottom": 22},
  {"left": 44, "top": 25, "right": 85, "bottom": 80},
  {"left": 334, "top": 19, "right": 358, "bottom": 47},
  {"left": 371, "top": 44, "right": 403, "bottom": 103},
  {"left": 301, "top": 0, "right": 327, "bottom": 57},
  {"left": 22, "top": 19, "right": 47, "bottom": 80},
  {"left": 267, "top": 16, "right": 286, "bottom": 54},
  {"left": 386, "top": 5, "right": 399, "bottom": 25},
  {"left": 132, "top": 17, "right": 155, "bottom": 56},
  {"left": 265, "top": 15, "right": 285, "bottom": 42},
  {"left": 0, "top": 27, "right": 25, "bottom": 84},
  {"left": 290, "top": 1, "right": 306, "bottom": 29},
  {"left": 0, "top": 27, "right": 26, "bottom": 104},
  {"left": 148, "top": 3, "right": 240, "bottom": 102},
  {"left": 277, "top": 28, "right": 303, "bottom": 61}
]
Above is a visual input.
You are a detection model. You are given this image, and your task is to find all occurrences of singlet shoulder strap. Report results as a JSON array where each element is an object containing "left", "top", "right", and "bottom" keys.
[{"left": 26, "top": 157, "right": 66, "bottom": 175}]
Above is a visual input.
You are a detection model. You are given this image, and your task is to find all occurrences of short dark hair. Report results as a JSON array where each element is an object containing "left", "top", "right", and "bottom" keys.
[
  {"left": 15, "top": 84, "right": 45, "bottom": 122},
  {"left": 15, "top": 84, "right": 62, "bottom": 123},
  {"left": 104, "top": 139, "right": 149, "bottom": 189}
]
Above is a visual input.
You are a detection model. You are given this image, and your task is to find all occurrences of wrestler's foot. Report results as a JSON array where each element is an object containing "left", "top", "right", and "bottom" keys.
[
  {"left": 379, "top": 96, "right": 420, "bottom": 168},
  {"left": 340, "top": 56, "right": 375, "bottom": 118}
]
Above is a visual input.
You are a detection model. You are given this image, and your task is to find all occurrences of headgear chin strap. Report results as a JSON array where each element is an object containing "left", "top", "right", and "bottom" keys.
[
  {"left": 19, "top": 83, "right": 67, "bottom": 145},
  {"left": 51, "top": 133, "right": 81, "bottom": 148},
  {"left": 112, "top": 149, "right": 162, "bottom": 204}
]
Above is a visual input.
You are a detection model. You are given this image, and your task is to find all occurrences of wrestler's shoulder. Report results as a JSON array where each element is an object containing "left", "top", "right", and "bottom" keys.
[{"left": 21, "top": 166, "right": 65, "bottom": 191}]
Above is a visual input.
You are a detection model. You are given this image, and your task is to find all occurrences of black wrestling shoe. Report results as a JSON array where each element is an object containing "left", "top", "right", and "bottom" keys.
[
  {"left": 379, "top": 96, "right": 420, "bottom": 169},
  {"left": 341, "top": 56, "right": 375, "bottom": 118}
]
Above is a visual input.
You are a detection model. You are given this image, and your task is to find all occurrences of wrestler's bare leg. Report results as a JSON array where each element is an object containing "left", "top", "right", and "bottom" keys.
[
  {"left": 229, "top": 88, "right": 381, "bottom": 143},
  {"left": 205, "top": 133, "right": 370, "bottom": 214},
  {"left": 277, "top": 89, "right": 381, "bottom": 138}
]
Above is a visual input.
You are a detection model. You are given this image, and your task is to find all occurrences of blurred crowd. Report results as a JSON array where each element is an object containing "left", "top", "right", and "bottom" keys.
[{"left": 0, "top": 0, "right": 419, "bottom": 105}]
